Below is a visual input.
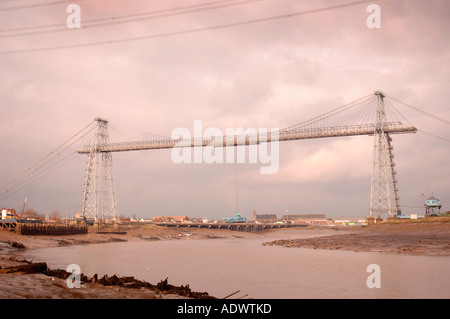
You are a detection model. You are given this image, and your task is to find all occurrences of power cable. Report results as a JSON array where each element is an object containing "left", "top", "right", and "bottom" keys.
[
  {"left": 0, "top": 0, "right": 264, "bottom": 38},
  {"left": 0, "top": 0, "right": 84, "bottom": 12},
  {"left": 0, "top": 0, "right": 377, "bottom": 55}
]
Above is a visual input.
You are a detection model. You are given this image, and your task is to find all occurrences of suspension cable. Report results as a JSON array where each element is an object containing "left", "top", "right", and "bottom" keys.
[
  {"left": 282, "top": 93, "right": 374, "bottom": 131},
  {"left": 385, "top": 94, "right": 450, "bottom": 126},
  {"left": 0, "top": 121, "right": 95, "bottom": 197}
]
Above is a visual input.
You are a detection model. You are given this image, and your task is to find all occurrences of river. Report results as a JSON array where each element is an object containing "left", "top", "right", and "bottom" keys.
[{"left": 20, "top": 231, "right": 450, "bottom": 299}]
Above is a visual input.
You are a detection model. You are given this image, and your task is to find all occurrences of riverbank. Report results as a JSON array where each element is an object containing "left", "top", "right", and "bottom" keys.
[
  {"left": 264, "top": 220, "right": 450, "bottom": 256},
  {"left": 0, "top": 254, "right": 212, "bottom": 299},
  {"left": 1, "top": 221, "right": 449, "bottom": 298},
  {"left": 0, "top": 223, "right": 264, "bottom": 251},
  {"left": 1, "top": 224, "right": 306, "bottom": 299},
  {"left": 0, "top": 225, "right": 248, "bottom": 299}
]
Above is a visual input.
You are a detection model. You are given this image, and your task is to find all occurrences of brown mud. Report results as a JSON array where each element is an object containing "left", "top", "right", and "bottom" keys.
[
  {"left": 263, "top": 222, "right": 450, "bottom": 256},
  {"left": 1, "top": 221, "right": 449, "bottom": 298}
]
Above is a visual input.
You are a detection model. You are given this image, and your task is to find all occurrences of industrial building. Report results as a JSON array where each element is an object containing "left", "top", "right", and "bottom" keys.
[
  {"left": 152, "top": 216, "right": 189, "bottom": 223},
  {"left": 1, "top": 208, "right": 18, "bottom": 220},
  {"left": 252, "top": 210, "right": 277, "bottom": 223},
  {"left": 332, "top": 218, "right": 368, "bottom": 226},
  {"left": 280, "top": 214, "right": 327, "bottom": 221}
]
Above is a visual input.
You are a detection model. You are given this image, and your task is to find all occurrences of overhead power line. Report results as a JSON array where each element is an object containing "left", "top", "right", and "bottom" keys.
[
  {"left": 0, "top": 0, "right": 263, "bottom": 38},
  {"left": 0, "top": 0, "right": 83, "bottom": 12},
  {"left": 0, "top": 0, "right": 376, "bottom": 55}
]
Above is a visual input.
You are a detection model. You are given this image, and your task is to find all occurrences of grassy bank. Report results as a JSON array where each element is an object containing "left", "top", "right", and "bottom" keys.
[{"left": 381, "top": 216, "right": 450, "bottom": 224}]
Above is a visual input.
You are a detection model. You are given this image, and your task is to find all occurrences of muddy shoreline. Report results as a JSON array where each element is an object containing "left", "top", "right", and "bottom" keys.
[
  {"left": 264, "top": 222, "right": 450, "bottom": 256},
  {"left": 1, "top": 221, "right": 449, "bottom": 298},
  {"left": 0, "top": 256, "right": 213, "bottom": 299},
  {"left": 0, "top": 224, "right": 292, "bottom": 299},
  {"left": 0, "top": 225, "right": 254, "bottom": 299}
]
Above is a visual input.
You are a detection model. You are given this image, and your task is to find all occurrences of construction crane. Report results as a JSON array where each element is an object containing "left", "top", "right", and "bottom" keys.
[{"left": 21, "top": 196, "right": 28, "bottom": 217}]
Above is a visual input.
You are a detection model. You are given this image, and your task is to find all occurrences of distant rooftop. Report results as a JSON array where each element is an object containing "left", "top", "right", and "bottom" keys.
[{"left": 280, "top": 214, "right": 326, "bottom": 220}]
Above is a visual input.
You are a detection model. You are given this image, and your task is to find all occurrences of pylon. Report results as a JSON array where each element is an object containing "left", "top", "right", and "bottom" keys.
[
  {"left": 81, "top": 118, "right": 118, "bottom": 222},
  {"left": 369, "top": 91, "right": 401, "bottom": 219}
]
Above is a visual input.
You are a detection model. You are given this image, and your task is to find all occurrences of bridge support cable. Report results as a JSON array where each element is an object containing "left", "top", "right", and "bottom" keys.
[
  {"left": 384, "top": 93, "right": 450, "bottom": 144},
  {"left": 0, "top": 121, "right": 95, "bottom": 201},
  {"left": 281, "top": 93, "right": 375, "bottom": 132},
  {"left": 385, "top": 94, "right": 450, "bottom": 127},
  {"left": 75, "top": 92, "right": 416, "bottom": 155}
]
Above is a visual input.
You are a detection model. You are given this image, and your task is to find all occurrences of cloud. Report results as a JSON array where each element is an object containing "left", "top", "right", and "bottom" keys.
[
  {"left": 0, "top": 0, "right": 449, "bottom": 218},
  {"left": 274, "top": 137, "right": 372, "bottom": 184}
]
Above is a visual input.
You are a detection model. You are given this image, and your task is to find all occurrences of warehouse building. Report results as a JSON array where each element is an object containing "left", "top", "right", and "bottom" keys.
[{"left": 252, "top": 210, "right": 278, "bottom": 223}]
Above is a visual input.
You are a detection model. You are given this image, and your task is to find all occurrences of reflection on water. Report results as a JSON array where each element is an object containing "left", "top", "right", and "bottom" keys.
[{"left": 21, "top": 234, "right": 450, "bottom": 299}]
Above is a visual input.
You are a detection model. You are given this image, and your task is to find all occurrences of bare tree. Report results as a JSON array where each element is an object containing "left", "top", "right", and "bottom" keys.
[
  {"left": 24, "top": 208, "right": 39, "bottom": 219},
  {"left": 51, "top": 209, "right": 61, "bottom": 219}
]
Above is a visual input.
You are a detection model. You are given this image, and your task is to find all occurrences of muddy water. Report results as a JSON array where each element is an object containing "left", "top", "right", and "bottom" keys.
[{"left": 21, "top": 233, "right": 450, "bottom": 299}]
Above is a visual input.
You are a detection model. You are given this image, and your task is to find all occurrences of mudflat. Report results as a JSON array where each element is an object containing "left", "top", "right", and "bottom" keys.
[
  {"left": 1, "top": 220, "right": 449, "bottom": 299},
  {"left": 0, "top": 225, "right": 241, "bottom": 299},
  {"left": 264, "top": 221, "right": 450, "bottom": 256}
]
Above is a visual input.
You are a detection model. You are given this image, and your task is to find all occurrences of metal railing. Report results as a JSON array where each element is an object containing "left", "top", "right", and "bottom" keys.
[{"left": 75, "top": 122, "right": 417, "bottom": 154}]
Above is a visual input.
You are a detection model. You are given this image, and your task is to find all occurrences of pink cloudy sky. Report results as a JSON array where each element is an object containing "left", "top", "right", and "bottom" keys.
[{"left": 0, "top": 0, "right": 449, "bottom": 219}]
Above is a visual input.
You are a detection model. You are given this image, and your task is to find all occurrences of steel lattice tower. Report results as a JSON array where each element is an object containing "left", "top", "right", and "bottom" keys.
[
  {"left": 81, "top": 118, "right": 118, "bottom": 222},
  {"left": 369, "top": 91, "right": 401, "bottom": 219}
]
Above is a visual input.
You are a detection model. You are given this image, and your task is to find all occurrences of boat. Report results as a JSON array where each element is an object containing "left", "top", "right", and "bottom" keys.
[{"left": 224, "top": 212, "right": 246, "bottom": 223}]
